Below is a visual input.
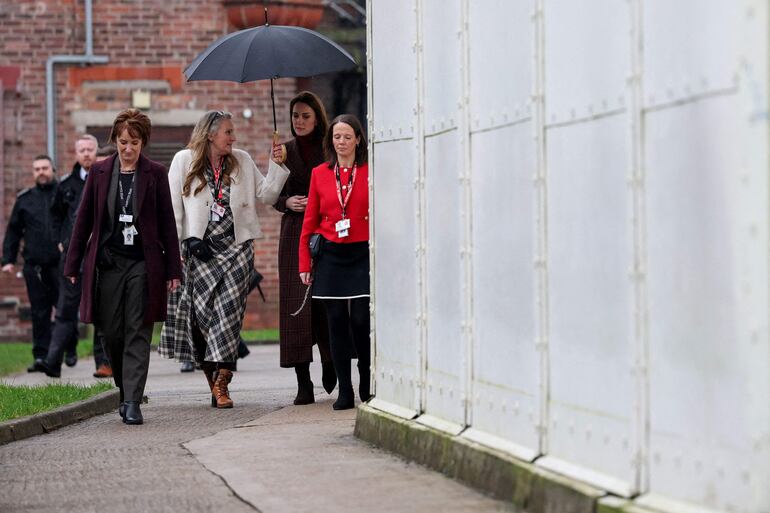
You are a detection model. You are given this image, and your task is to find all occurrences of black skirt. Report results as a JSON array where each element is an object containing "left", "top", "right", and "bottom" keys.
[{"left": 312, "top": 240, "right": 370, "bottom": 299}]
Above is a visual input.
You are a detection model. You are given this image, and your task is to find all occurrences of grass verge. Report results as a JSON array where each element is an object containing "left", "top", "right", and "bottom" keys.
[
  {"left": 0, "top": 382, "right": 112, "bottom": 422},
  {"left": 0, "top": 340, "right": 94, "bottom": 378}
]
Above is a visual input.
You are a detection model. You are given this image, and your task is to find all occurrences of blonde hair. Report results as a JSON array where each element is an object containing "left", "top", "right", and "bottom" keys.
[{"left": 183, "top": 110, "right": 240, "bottom": 197}]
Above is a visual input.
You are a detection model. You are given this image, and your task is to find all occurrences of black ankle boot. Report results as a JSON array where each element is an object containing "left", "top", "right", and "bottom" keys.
[
  {"left": 294, "top": 364, "right": 314, "bottom": 405},
  {"left": 333, "top": 388, "right": 355, "bottom": 410},
  {"left": 119, "top": 402, "right": 127, "bottom": 421},
  {"left": 321, "top": 361, "right": 337, "bottom": 394},
  {"left": 123, "top": 401, "right": 143, "bottom": 425}
]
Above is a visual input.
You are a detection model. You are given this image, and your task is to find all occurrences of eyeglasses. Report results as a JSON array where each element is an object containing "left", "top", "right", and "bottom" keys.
[{"left": 207, "top": 110, "right": 226, "bottom": 125}]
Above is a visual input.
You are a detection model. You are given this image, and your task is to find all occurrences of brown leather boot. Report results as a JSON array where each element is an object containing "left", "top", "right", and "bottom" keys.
[
  {"left": 212, "top": 368, "right": 234, "bottom": 408},
  {"left": 200, "top": 362, "right": 217, "bottom": 407}
]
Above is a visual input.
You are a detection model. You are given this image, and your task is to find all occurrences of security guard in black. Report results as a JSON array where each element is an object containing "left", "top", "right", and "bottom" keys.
[{"left": 1, "top": 156, "right": 60, "bottom": 366}]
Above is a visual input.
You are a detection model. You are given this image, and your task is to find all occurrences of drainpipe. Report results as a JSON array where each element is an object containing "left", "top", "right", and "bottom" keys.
[{"left": 46, "top": 0, "right": 108, "bottom": 164}]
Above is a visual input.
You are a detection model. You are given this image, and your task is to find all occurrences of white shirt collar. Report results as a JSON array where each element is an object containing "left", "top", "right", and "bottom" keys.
[{"left": 79, "top": 166, "right": 88, "bottom": 181}]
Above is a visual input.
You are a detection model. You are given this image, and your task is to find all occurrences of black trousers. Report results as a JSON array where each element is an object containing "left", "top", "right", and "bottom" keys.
[
  {"left": 22, "top": 263, "right": 59, "bottom": 360},
  {"left": 46, "top": 253, "right": 108, "bottom": 371},
  {"left": 96, "top": 255, "right": 152, "bottom": 403},
  {"left": 324, "top": 297, "right": 370, "bottom": 397}
]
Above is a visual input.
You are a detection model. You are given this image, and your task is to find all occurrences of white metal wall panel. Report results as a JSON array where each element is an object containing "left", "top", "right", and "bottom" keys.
[
  {"left": 543, "top": 0, "right": 628, "bottom": 126},
  {"left": 468, "top": 0, "right": 533, "bottom": 132},
  {"left": 643, "top": 1, "right": 740, "bottom": 110},
  {"left": 369, "top": 0, "right": 420, "bottom": 413},
  {"left": 423, "top": 130, "right": 465, "bottom": 426},
  {"left": 469, "top": 122, "right": 539, "bottom": 457},
  {"left": 422, "top": 0, "right": 460, "bottom": 136},
  {"left": 371, "top": 140, "right": 420, "bottom": 413},
  {"left": 645, "top": 95, "right": 766, "bottom": 513},
  {"left": 370, "top": 0, "right": 416, "bottom": 143},
  {"left": 419, "top": 0, "right": 466, "bottom": 427},
  {"left": 544, "top": 116, "right": 636, "bottom": 493}
]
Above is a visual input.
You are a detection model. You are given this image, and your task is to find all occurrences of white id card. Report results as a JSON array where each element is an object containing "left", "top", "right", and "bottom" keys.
[
  {"left": 335, "top": 218, "right": 351, "bottom": 232},
  {"left": 119, "top": 214, "right": 133, "bottom": 223},
  {"left": 337, "top": 229, "right": 349, "bottom": 238},
  {"left": 122, "top": 226, "right": 136, "bottom": 245},
  {"left": 211, "top": 203, "right": 226, "bottom": 216}
]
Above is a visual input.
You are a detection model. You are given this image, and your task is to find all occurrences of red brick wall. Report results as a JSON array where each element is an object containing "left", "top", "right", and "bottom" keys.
[{"left": 0, "top": 0, "right": 304, "bottom": 340}]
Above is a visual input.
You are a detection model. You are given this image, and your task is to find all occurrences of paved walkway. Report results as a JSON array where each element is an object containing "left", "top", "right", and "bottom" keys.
[{"left": 1, "top": 345, "right": 515, "bottom": 513}]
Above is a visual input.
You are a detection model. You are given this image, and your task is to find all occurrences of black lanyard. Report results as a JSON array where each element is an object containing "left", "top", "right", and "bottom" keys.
[{"left": 118, "top": 173, "right": 134, "bottom": 217}]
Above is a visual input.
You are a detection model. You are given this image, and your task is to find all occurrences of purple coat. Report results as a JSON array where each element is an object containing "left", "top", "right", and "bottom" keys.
[{"left": 64, "top": 153, "right": 182, "bottom": 324}]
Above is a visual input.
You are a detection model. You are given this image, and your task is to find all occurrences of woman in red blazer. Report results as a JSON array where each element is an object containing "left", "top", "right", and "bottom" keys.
[
  {"left": 64, "top": 109, "right": 182, "bottom": 425},
  {"left": 298, "top": 114, "right": 370, "bottom": 410}
]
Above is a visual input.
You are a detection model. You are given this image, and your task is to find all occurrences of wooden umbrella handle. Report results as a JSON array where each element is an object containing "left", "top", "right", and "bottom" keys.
[{"left": 273, "top": 131, "right": 287, "bottom": 164}]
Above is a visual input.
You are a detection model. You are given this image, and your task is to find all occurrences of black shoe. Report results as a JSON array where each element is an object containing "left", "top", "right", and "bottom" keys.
[
  {"left": 293, "top": 379, "right": 315, "bottom": 405},
  {"left": 27, "top": 358, "right": 44, "bottom": 373},
  {"left": 64, "top": 354, "right": 78, "bottom": 367},
  {"left": 321, "top": 362, "right": 337, "bottom": 394},
  {"left": 34, "top": 359, "right": 61, "bottom": 378},
  {"left": 123, "top": 402, "right": 143, "bottom": 425},
  {"left": 119, "top": 402, "right": 127, "bottom": 421},
  {"left": 332, "top": 390, "right": 355, "bottom": 410},
  {"left": 180, "top": 361, "right": 195, "bottom": 373}
]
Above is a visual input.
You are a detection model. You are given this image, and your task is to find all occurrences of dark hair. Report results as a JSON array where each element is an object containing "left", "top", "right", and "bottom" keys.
[
  {"left": 32, "top": 154, "right": 55, "bottom": 172},
  {"left": 289, "top": 91, "right": 329, "bottom": 140},
  {"left": 323, "top": 114, "right": 367, "bottom": 168},
  {"left": 33, "top": 154, "right": 53, "bottom": 163},
  {"left": 96, "top": 144, "right": 116, "bottom": 157},
  {"left": 109, "top": 108, "right": 152, "bottom": 146}
]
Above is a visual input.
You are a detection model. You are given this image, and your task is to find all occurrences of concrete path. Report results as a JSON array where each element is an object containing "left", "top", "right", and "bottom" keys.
[{"left": 1, "top": 345, "right": 515, "bottom": 513}]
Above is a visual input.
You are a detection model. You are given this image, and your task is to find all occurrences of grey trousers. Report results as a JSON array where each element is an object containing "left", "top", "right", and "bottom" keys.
[{"left": 96, "top": 254, "right": 153, "bottom": 403}]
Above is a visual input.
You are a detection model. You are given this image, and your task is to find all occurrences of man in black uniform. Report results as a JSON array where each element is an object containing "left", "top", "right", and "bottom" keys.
[
  {"left": 38, "top": 134, "right": 111, "bottom": 378},
  {"left": 1, "top": 155, "right": 60, "bottom": 371}
]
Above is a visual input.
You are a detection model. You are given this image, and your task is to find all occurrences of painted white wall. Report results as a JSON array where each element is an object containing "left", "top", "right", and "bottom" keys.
[{"left": 367, "top": 0, "right": 770, "bottom": 511}]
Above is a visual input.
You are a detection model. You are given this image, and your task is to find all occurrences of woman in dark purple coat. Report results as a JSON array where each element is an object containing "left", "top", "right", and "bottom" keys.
[
  {"left": 272, "top": 91, "right": 336, "bottom": 404},
  {"left": 64, "top": 109, "right": 182, "bottom": 425}
]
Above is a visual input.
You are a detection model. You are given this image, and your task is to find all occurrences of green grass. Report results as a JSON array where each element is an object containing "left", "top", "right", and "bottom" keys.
[
  {"left": 0, "top": 382, "right": 112, "bottom": 422},
  {"left": 241, "top": 328, "right": 279, "bottom": 341},
  {"left": 0, "top": 339, "right": 94, "bottom": 378}
]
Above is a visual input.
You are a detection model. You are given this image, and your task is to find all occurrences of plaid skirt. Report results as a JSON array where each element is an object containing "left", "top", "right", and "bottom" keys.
[{"left": 159, "top": 217, "right": 252, "bottom": 363}]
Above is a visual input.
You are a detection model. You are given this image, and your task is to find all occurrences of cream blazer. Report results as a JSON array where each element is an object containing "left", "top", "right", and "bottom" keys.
[{"left": 168, "top": 148, "right": 289, "bottom": 245}]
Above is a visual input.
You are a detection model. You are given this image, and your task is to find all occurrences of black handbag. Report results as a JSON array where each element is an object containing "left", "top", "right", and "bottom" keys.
[
  {"left": 187, "top": 237, "right": 214, "bottom": 262},
  {"left": 309, "top": 233, "right": 324, "bottom": 259}
]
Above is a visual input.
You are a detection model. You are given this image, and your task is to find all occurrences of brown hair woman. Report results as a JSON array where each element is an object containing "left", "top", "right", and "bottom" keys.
[
  {"left": 64, "top": 108, "right": 182, "bottom": 425},
  {"left": 298, "top": 114, "right": 370, "bottom": 410},
  {"left": 271, "top": 91, "right": 337, "bottom": 405}
]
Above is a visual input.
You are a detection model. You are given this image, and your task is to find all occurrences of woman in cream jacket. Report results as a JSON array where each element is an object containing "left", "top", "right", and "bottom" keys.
[{"left": 160, "top": 110, "right": 289, "bottom": 408}]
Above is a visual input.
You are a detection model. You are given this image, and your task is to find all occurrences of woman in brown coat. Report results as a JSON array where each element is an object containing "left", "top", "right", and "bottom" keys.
[
  {"left": 272, "top": 91, "right": 336, "bottom": 404},
  {"left": 64, "top": 109, "right": 182, "bottom": 425}
]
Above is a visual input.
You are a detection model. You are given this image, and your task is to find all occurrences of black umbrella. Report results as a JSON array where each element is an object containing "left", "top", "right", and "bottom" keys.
[{"left": 184, "top": 8, "right": 357, "bottom": 134}]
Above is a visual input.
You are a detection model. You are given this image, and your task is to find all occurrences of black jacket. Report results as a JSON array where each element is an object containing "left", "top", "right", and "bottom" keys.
[
  {"left": 2, "top": 182, "right": 60, "bottom": 266},
  {"left": 51, "top": 163, "right": 87, "bottom": 250}
]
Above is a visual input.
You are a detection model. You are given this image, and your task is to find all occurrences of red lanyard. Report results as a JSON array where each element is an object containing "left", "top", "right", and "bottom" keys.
[
  {"left": 334, "top": 163, "right": 357, "bottom": 218},
  {"left": 212, "top": 159, "right": 224, "bottom": 203}
]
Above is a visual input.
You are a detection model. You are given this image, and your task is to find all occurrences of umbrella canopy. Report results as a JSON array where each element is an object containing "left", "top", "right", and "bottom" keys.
[{"left": 184, "top": 25, "right": 357, "bottom": 83}]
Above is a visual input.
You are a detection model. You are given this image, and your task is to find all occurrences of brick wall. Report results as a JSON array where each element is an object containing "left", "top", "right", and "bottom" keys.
[{"left": 0, "top": 0, "right": 308, "bottom": 340}]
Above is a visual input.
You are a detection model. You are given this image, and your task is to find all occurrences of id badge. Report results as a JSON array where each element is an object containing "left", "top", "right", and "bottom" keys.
[
  {"left": 338, "top": 229, "right": 349, "bottom": 238},
  {"left": 211, "top": 203, "right": 226, "bottom": 216},
  {"left": 122, "top": 227, "right": 134, "bottom": 246},
  {"left": 335, "top": 218, "right": 351, "bottom": 232},
  {"left": 119, "top": 214, "right": 133, "bottom": 223}
]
